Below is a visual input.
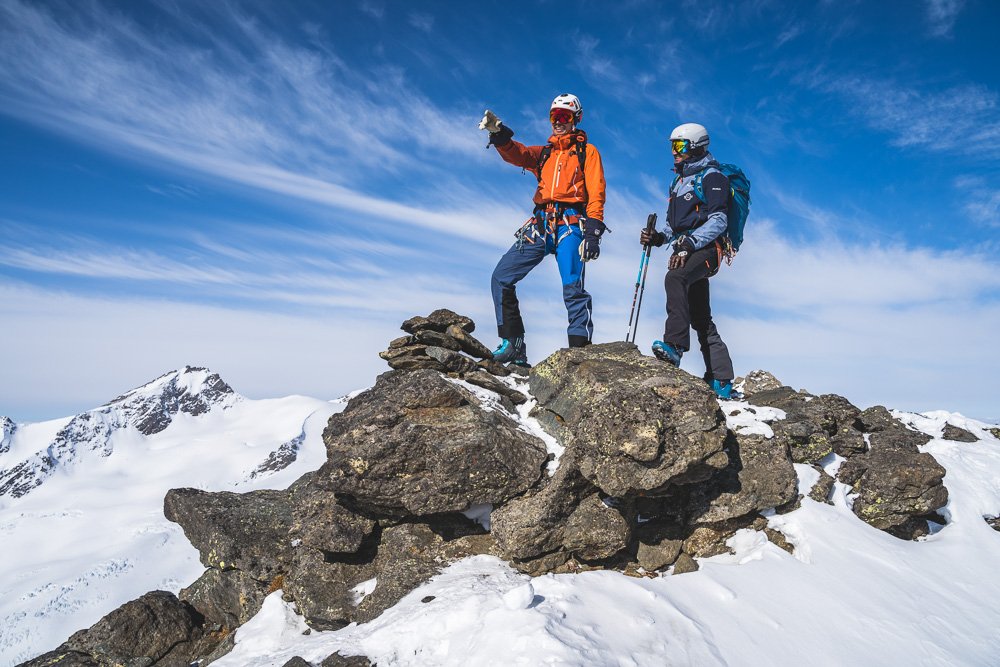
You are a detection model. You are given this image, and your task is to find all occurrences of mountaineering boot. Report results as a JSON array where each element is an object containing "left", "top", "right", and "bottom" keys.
[
  {"left": 492, "top": 337, "right": 528, "bottom": 366},
  {"left": 711, "top": 379, "right": 734, "bottom": 400},
  {"left": 651, "top": 340, "right": 683, "bottom": 367}
]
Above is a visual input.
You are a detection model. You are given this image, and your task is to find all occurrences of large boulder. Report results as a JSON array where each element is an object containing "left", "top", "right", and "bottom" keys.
[
  {"left": 30, "top": 591, "right": 213, "bottom": 667},
  {"left": 317, "top": 369, "right": 547, "bottom": 515},
  {"left": 838, "top": 410, "right": 947, "bottom": 539},
  {"left": 528, "top": 342, "right": 729, "bottom": 496},
  {"left": 491, "top": 450, "right": 602, "bottom": 572},
  {"left": 838, "top": 446, "right": 947, "bottom": 539}
]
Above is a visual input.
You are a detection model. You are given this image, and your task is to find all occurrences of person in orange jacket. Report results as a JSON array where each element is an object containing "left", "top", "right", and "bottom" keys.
[{"left": 479, "top": 93, "right": 607, "bottom": 367}]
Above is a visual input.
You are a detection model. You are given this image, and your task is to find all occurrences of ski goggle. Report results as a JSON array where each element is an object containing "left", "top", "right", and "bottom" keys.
[
  {"left": 671, "top": 138, "right": 692, "bottom": 155},
  {"left": 550, "top": 108, "right": 574, "bottom": 124}
]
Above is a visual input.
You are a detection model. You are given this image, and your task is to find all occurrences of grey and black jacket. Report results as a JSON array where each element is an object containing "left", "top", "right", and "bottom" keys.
[{"left": 667, "top": 151, "right": 729, "bottom": 251}]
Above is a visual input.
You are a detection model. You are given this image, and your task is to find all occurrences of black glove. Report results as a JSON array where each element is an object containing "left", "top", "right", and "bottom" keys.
[
  {"left": 669, "top": 236, "right": 696, "bottom": 269},
  {"left": 582, "top": 217, "right": 606, "bottom": 261},
  {"left": 640, "top": 228, "right": 666, "bottom": 247},
  {"left": 489, "top": 124, "right": 514, "bottom": 147}
]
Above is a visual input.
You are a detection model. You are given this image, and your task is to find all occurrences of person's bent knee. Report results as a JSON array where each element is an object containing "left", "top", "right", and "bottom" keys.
[{"left": 665, "top": 269, "right": 687, "bottom": 288}]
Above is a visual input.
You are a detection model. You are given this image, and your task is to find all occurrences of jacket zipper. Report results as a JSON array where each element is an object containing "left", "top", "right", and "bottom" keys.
[{"left": 550, "top": 154, "right": 562, "bottom": 200}]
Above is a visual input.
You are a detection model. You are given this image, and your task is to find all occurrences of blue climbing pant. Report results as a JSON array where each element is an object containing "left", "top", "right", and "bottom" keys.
[{"left": 491, "top": 221, "right": 593, "bottom": 346}]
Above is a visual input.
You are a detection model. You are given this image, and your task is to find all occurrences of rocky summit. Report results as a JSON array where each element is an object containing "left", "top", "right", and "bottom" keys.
[{"left": 20, "top": 310, "right": 956, "bottom": 667}]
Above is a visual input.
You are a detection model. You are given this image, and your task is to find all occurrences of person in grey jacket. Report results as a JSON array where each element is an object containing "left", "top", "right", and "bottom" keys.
[{"left": 640, "top": 122, "right": 735, "bottom": 399}]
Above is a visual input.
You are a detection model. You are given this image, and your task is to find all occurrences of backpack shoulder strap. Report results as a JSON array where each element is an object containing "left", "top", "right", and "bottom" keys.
[
  {"left": 574, "top": 135, "right": 587, "bottom": 173},
  {"left": 692, "top": 172, "right": 705, "bottom": 202},
  {"left": 535, "top": 144, "right": 553, "bottom": 182}
]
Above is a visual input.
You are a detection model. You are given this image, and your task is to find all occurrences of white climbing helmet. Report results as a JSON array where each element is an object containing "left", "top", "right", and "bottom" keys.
[
  {"left": 551, "top": 93, "right": 583, "bottom": 123},
  {"left": 669, "top": 122, "right": 710, "bottom": 151}
]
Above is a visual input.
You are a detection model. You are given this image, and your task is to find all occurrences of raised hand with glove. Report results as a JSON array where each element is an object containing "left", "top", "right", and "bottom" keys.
[
  {"left": 668, "top": 235, "right": 695, "bottom": 270},
  {"left": 580, "top": 218, "right": 607, "bottom": 261},
  {"left": 479, "top": 110, "right": 513, "bottom": 147}
]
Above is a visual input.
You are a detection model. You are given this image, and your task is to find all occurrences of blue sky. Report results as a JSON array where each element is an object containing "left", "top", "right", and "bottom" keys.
[{"left": 1, "top": 0, "right": 998, "bottom": 421}]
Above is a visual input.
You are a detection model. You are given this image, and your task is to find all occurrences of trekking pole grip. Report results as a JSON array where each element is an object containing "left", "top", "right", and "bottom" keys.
[{"left": 642, "top": 213, "right": 657, "bottom": 252}]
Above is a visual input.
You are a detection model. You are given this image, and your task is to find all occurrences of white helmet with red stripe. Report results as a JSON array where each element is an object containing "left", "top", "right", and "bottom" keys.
[{"left": 551, "top": 93, "right": 583, "bottom": 123}]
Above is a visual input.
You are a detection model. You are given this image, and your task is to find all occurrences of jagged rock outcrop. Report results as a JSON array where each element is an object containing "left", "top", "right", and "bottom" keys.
[
  {"left": 165, "top": 480, "right": 379, "bottom": 573},
  {"left": 809, "top": 465, "right": 836, "bottom": 504},
  {"left": 316, "top": 369, "right": 547, "bottom": 516},
  {"left": 529, "top": 342, "right": 730, "bottom": 496},
  {"left": 738, "top": 369, "right": 783, "bottom": 398},
  {"left": 0, "top": 415, "right": 15, "bottom": 455},
  {"left": 250, "top": 429, "right": 307, "bottom": 478},
  {"left": 322, "top": 653, "right": 373, "bottom": 666},
  {"left": 942, "top": 423, "right": 978, "bottom": 442},
  {"left": 750, "top": 387, "right": 866, "bottom": 463}
]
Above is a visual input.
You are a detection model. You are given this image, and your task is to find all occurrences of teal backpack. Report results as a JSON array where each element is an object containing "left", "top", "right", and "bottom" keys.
[{"left": 690, "top": 163, "right": 752, "bottom": 254}]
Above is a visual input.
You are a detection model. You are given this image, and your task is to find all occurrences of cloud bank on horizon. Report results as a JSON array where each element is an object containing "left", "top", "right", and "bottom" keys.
[{"left": 0, "top": 0, "right": 997, "bottom": 421}]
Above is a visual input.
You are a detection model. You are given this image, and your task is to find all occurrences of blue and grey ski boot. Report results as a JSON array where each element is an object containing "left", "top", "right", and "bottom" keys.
[
  {"left": 651, "top": 340, "right": 683, "bottom": 367},
  {"left": 711, "top": 379, "right": 734, "bottom": 400},
  {"left": 492, "top": 337, "right": 528, "bottom": 367}
]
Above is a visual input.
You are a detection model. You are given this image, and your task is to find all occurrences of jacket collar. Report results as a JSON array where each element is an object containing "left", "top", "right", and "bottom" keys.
[
  {"left": 676, "top": 151, "right": 718, "bottom": 178},
  {"left": 548, "top": 129, "right": 587, "bottom": 149}
]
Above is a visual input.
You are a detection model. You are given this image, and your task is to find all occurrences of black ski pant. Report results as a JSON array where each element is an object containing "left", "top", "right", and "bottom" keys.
[{"left": 663, "top": 243, "right": 735, "bottom": 382}]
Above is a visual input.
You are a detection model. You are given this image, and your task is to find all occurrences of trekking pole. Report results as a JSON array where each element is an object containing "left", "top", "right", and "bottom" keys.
[{"left": 625, "top": 213, "right": 657, "bottom": 343}]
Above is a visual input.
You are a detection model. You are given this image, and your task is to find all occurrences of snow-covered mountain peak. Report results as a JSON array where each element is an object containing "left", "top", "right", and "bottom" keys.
[
  {"left": 102, "top": 365, "right": 242, "bottom": 436},
  {"left": 0, "top": 366, "right": 242, "bottom": 500}
]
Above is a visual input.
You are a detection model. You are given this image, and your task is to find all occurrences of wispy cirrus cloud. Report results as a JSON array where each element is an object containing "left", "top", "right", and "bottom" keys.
[
  {"left": 0, "top": 216, "right": 499, "bottom": 315},
  {"left": 954, "top": 175, "right": 1000, "bottom": 230},
  {"left": 808, "top": 73, "right": 1000, "bottom": 161},
  {"left": 407, "top": 12, "right": 434, "bottom": 32},
  {"left": 0, "top": 0, "right": 504, "bottom": 240},
  {"left": 925, "top": 0, "right": 966, "bottom": 38}
]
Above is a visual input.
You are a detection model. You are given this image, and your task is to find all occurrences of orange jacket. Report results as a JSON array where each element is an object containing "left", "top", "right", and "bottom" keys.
[{"left": 496, "top": 130, "right": 606, "bottom": 221}]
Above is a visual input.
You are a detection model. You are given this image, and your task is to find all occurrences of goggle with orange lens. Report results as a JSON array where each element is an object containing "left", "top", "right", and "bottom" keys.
[
  {"left": 550, "top": 109, "right": 574, "bottom": 124},
  {"left": 671, "top": 139, "right": 692, "bottom": 155}
]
